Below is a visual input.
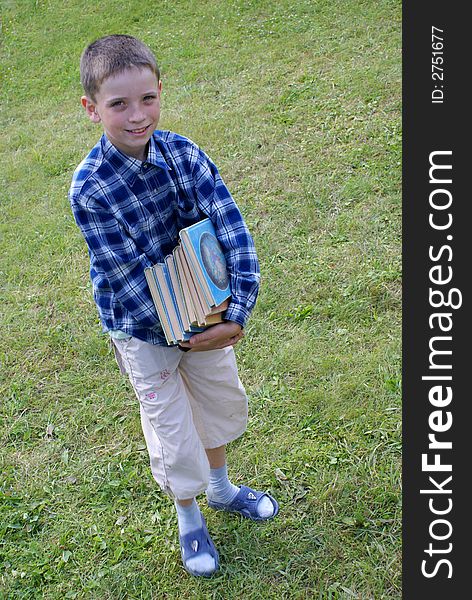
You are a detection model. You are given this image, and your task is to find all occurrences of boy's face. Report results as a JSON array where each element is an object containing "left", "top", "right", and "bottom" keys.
[{"left": 82, "top": 67, "right": 162, "bottom": 161}]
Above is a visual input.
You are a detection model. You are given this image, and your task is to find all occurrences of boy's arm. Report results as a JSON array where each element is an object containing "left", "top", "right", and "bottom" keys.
[
  {"left": 70, "top": 194, "right": 158, "bottom": 329},
  {"left": 190, "top": 147, "right": 260, "bottom": 330}
]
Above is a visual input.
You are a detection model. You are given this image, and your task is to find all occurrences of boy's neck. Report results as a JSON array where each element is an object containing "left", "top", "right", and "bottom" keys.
[{"left": 108, "top": 137, "right": 149, "bottom": 163}]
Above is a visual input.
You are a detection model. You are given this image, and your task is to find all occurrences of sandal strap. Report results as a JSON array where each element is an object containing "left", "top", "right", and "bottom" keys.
[
  {"left": 207, "top": 485, "right": 279, "bottom": 521},
  {"left": 231, "top": 485, "right": 267, "bottom": 514},
  {"left": 179, "top": 516, "right": 219, "bottom": 565}
]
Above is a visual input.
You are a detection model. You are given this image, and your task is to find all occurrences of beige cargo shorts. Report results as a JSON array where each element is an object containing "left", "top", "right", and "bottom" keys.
[{"left": 111, "top": 337, "right": 248, "bottom": 500}]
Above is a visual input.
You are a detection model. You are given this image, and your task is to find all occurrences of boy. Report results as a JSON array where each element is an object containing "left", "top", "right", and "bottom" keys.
[{"left": 69, "top": 35, "right": 278, "bottom": 577}]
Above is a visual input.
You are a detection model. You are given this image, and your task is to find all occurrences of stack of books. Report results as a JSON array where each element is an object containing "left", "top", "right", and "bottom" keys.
[{"left": 145, "top": 218, "right": 231, "bottom": 345}]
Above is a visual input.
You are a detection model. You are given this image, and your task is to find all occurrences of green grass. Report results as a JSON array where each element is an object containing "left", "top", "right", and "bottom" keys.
[{"left": 1, "top": 0, "right": 401, "bottom": 598}]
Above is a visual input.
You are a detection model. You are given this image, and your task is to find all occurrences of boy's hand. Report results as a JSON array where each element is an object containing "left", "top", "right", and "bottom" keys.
[{"left": 179, "top": 322, "right": 244, "bottom": 352}]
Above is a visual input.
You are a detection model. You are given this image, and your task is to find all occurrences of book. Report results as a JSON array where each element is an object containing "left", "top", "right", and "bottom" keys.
[
  {"left": 145, "top": 262, "right": 175, "bottom": 343},
  {"left": 145, "top": 218, "right": 231, "bottom": 345},
  {"left": 145, "top": 262, "right": 194, "bottom": 344},
  {"left": 179, "top": 218, "right": 232, "bottom": 310},
  {"left": 174, "top": 244, "right": 208, "bottom": 326},
  {"left": 173, "top": 245, "right": 199, "bottom": 326},
  {"left": 165, "top": 252, "right": 190, "bottom": 331}
]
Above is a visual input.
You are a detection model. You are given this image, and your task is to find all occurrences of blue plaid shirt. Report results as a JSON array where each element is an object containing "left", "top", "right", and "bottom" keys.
[{"left": 69, "top": 131, "right": 260, "bottom": 345}]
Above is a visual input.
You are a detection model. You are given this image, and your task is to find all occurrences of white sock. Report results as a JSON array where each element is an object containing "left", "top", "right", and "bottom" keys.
[
  {"left": 175, "top": 499, "right": 202, "bottom": 536},
  {"left": 175, "top": 500, "right": 216, "bottom": 576},
  {"left": 206, "top": 464, "right": 239, "bottom": 505},
  {"left": 256, "top": 495, "right": 275, "bottom": 518},
  {"left": 206, "top": 464, "right": 275, "bottom": 518}
]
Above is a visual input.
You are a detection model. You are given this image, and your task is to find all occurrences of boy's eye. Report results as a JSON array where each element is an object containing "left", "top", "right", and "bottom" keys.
[
  {"left": 143, "top": 95, "right": 157, "bottom": 102},
  {"left": 110, "top": 100, "right": 125, "bottom": 108}
]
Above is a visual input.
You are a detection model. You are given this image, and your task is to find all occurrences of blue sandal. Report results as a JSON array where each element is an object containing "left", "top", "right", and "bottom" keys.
[
  {"left": 207, "top": 485, "right": 279, "bottom": 521},
  {"left": 179, "top": 515, "right": 219, "bottom": 577}
]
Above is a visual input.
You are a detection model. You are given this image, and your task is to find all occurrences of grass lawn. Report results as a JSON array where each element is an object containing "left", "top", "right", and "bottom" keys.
[{"left": 1, "top": 0, "right": 402, "bottom": 598}]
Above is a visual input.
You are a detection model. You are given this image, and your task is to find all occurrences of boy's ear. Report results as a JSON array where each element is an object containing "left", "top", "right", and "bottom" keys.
[{"left": 81, "top": 96, "right": 101, "bottom": 123}]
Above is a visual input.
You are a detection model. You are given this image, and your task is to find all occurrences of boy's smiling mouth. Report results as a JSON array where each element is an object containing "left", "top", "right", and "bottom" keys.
[{"left": 126, "top": 125, "right": 149, "bottom": 134}]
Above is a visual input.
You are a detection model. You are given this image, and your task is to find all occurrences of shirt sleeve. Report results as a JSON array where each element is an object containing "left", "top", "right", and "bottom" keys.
[
  {"left": 69, "top": 191, "right": 159, "bottom": 329},
  {"left": 191, "top": 148, "right": 260, "bottom": 328}
]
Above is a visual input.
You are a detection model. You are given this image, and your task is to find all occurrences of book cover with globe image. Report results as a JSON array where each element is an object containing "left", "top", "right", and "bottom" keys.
[{"left": 179, "top": 218, "right": 231, "bottom": 309}]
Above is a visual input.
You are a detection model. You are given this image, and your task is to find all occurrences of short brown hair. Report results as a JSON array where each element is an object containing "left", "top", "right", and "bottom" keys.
[{"left": 80, "top": 35, "right": 160, "bottom": 100}]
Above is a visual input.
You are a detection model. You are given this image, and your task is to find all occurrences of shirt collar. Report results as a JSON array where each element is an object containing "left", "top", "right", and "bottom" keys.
[
  {"left": 101, "top": 133, "right": 171, "bottom": 185},
  {"left": 146, "top": 134, "right": 172, "bottom": 171}
]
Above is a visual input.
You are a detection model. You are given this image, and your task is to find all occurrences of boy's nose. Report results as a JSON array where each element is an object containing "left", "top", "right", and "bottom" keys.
[{"left": 128, "top": 107, "right": 146, "bottom": 123}]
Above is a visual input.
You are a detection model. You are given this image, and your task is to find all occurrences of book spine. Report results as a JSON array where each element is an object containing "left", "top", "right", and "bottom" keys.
[
  {"left": 176, "top": 246, "right": 208, "bottom": 326},
  {"left": 144, "top": 267, "right": 176, "bottom": 345},
  {"left": 180, "top": 234, "right": 213, "bottom": 308},
  {"left": 162, "top": 263, "right": 187, "bottom": 339},
  {"left": 174, "top": 246, "right": 198, "bottom": 325},
  {"left": 165, "top": 254, "right": 191, "bottom": 331},
  {"left": 155, "top": 264, "right": 185, "bottom": 342}
]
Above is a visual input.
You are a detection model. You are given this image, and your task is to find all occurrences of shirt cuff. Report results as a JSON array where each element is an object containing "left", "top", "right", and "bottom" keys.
[{"left": 224, "top": 302, "right": 251, "bottom": 329}]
